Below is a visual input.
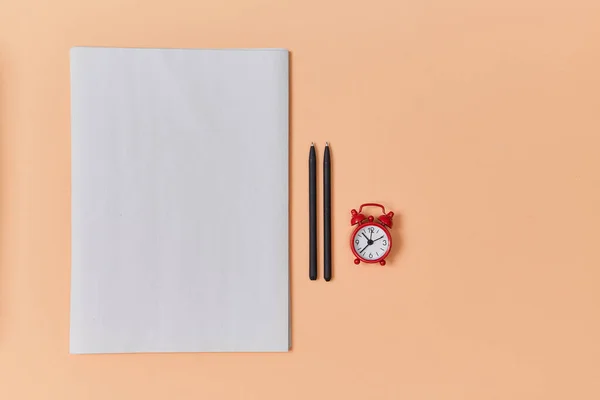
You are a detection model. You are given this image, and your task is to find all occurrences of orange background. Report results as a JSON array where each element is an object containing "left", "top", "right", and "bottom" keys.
[{"left": 2, "top": 0, "right": 600, "bottom": 398}]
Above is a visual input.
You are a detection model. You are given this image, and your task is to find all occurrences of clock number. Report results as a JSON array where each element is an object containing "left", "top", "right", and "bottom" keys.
[
  {"left": 382, "top": 240, "right": 387, "bottom": 246},
  {"left": 369, "top": 253, "right": 373, "bottom": 259},
  {"left": 368, "top": 227, "right": 374, "bottom": 233},
  {"left": 355, "top": 239, "right": 359, "bottom": 245}
]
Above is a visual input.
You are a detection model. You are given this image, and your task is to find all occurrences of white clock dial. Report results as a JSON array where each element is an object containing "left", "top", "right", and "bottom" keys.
[{"left": 353, "top": 224, "right": 390, "bottom": 261}]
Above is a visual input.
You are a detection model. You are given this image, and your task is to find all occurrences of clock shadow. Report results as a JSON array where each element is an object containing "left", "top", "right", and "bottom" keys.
[{"left": 386, "top": 213, "right": 404, "bottom": 265}]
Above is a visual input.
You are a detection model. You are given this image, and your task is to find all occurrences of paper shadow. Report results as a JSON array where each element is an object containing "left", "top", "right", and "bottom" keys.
[{"left": 287, "top": 49, "right": 294, "bottom": 351}]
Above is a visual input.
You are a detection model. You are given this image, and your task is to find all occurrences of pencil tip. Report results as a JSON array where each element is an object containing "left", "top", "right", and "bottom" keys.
[
  {"left": 311, "top": 142, "right": 314, "bottom": 146},
  {"left": 326, "top": 142, "right": 329, "bottom": 146}
]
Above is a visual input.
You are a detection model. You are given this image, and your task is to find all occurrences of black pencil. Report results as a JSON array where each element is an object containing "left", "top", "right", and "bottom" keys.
[
  {"left": 309, "top": 143, "right": 317, "bottom": 280},
  {"left": 323, "top": 143, "right": 332, "bottom": 281}
]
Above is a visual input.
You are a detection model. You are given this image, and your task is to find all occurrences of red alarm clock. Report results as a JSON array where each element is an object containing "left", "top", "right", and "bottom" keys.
[{"left": 350, "top": 203, "right": 394, "bottom": 265}]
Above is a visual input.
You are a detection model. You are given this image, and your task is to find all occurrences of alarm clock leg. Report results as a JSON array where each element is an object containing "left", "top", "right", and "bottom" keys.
[
  {"left": 379, "top": 260, "right": 386, "bottom": 266},
  {"left": 354, "top": 259, "right": 360, "bottom": 265}
]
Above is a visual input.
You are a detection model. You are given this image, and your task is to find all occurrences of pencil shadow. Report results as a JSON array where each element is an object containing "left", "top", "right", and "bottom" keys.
[
  {"left": 328, "top": 144, "right": 334, "bottom": 281},
  {"left": 0, "top": 57, "right": 7, "bottom": 342},
  {"left": 287, "top": 49, "right": 294, "bottom": 351}
]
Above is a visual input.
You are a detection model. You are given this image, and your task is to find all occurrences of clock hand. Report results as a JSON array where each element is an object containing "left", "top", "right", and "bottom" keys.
[
  {"left": 359, "top": 244, "right": 370, "bottom": 254},
  {"left": 361, "top": 233, "right": 370, "bottom": 241},
  {"left": 369, "top": 231, "right": 373, "bottom": 240},
  {"left": 373, "top": 236, "right": 385, "bottom": 242}
]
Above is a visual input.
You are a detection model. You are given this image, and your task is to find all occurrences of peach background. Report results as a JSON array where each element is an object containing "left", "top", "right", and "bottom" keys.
[{"left": 2, "top": 0, "right": 600, "bottom": 398}]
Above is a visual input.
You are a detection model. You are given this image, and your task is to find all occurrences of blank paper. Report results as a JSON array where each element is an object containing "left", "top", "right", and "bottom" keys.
[{"left": 70, "top": 47, "right": 289, "bottom": 353}]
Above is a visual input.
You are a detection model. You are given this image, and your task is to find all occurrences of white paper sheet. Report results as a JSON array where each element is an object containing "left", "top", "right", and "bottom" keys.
[{"left": 70, "top": 47, "right": 289, "bottom": 353}]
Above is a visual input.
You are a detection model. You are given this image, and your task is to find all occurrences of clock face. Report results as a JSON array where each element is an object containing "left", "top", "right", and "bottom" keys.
[{"left": 352, "top": 223, "right": 391, "bottom": 262}]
